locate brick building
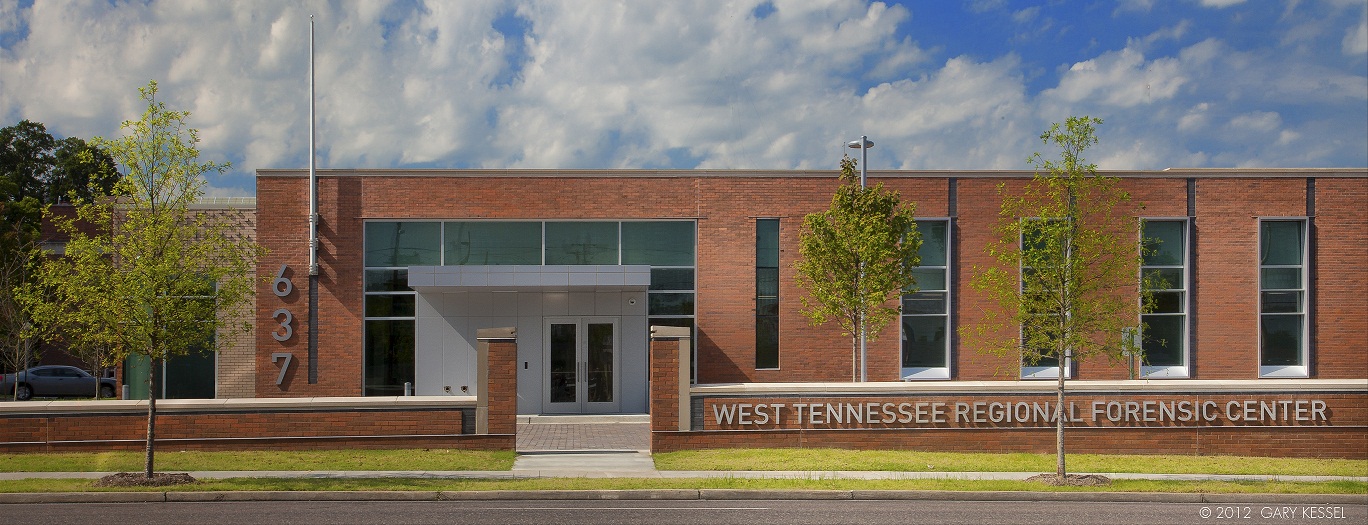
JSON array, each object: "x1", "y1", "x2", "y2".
[
  {"x1": 10, "y1": 167, "x2": 1364, "y2": 458},
  {"x1": 253, "y1": 167, "x2": 1364, "y2": 402}
]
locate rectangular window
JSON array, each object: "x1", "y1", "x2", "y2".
[
  {"x1": 545, "y1": 222, "x2": 619, "y2": 265},
  {"x1": 902, "y1": 220, "x2": 950, "y2": 379},
  {"x1": 1141, "y1": 219, "x2": 1189, "y2": 378},
  {"x1": 363, "y1": 222, "x2": 423, "y2": 396},
  {"x1": 443, "y1": 222, "x2": 541, "y2": 265},
  {"x1": 1259, "y1": 219, "x2": 1308, "y2": 377},
  {"x1": 622, "y1": 221, "x2": 696, "y2": 266},
  {"x1": 364, "y1": 319, "x2": 415, "y2": 396},
  {"x1": 1020, "y1": 219, "x2": 1069, "y2": 379},
  {"x1": 364, "y1": 222, "x2": 441, "y2": 267},
  {"x1": 756, "y1": 219, "x2": 780, "y2": 369}
]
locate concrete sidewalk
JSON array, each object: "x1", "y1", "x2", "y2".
[
  {"x1": 2, "y1": 460, "x2": 1364, "y2": 483},
  {"x1": 2, "y1": 455, "x2": 1365, "y2": 505}
]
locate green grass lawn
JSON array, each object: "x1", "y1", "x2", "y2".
[
  {"x1": 0, "y1": 449, "x2": 516, "y2": 473},
  {"x1": 0, "y1": 477, "x2": 1364, "y2": 495},
  {"x1": 4, "y1": 448, "x2": 1362, "y2": 478},
  {"x1": 652, "y1": 449, "x2": 1368, "y2": 478}
]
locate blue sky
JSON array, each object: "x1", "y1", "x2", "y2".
[{"x1": 1, "y1": 0, "x2": 1365, "y2": 197}]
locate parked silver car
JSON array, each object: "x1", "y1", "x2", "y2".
[{"x1": 0, "y1": 366, "x2": 117, "y2": 401}]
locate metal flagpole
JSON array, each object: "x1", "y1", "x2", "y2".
[
  {"x1": 859, "y1": 135, "x2": 867, "y2": 382},
  {"x1": 308, "y1": 15, "x2": 319, "y2": 384}
]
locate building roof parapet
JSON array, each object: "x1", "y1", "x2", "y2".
[{"x1": 256, "y1": 167, "x2": 1368, "y2": 179}]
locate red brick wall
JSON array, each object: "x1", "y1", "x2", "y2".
[
  {"x1": 651, "y1": 426, "x2": 1367, "y2": 459},
  {"x1": 1314, "y1": 178, "x2": 1368, "y2": 378},
  {"x1": 484, "y1": 338, "x2": 517, "y2": 436},
  {"x1": 650, "y1": 337, "x2": 681, "y2": 431},
  {"x1": 652, "y1": 389, "x2": 1367, "y2": 458},
  {"x1": 255, "y1": 171, "x2": 1367, "y2": 392},
  {"x1": 0, "y1": 402, "x2": 513, "y2": 452}
]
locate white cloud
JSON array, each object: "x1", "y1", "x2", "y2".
[
  {"x1": 0, "y1": 0, "x2": 21, "y2": 35},
  {"x1": 1114, "y1": 0, "x2": 1155, "y2": 14},
  {"x1": 1199, "y1": 0, "x2": 1246, "y2": 8},
  {"x1": 0, "y1": 0, "x2": 1362, "y2": 196},
  {"x1": 1042, "y1": 48, "x2": 1186, "y2": 107},
  {"x1": 1177, "y1": 103, "x2": 1210, "y2": 133},
  {"x1": 1228, "y1": 111, "x2": 1282, "y2": 133},
  {"x1": 1345, "y1": 10, "x2": 1368, "y2": 55}
]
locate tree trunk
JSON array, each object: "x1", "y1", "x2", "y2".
[
  {"x1": 143, "y1": 357, "x2": 157, "y2": 479},
  {"x1": 1056, "y1": 355, "x2": 1066, "y2": 478}
]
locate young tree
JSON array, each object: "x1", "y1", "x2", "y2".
[
  {"x1": 19, "y1": 81, "x2": 261, "y2": 479},
  {"x1": 0, "y1": 200, "x2": 40, "y2": 399},
  {"x1": 962, "y1": 116, "x2": 1146, "y2": 481},
  {"x1": 796, "y1": 156, "x2": 922, "y2": 381}
]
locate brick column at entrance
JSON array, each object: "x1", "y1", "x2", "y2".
[
  {"x1": 476, "y1": 327, "x2": 517, "y2": 436},
  {"x1": 650, "y1": 325, "x2": 692, "y2": 432}
]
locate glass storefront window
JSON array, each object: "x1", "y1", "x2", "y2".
[
  {"x1": 444, "y1": 222, "x2": 542, "y2": 265},
  {"x1": 623, "y1": 222, "x2": 695, "y2": 266},
  {"x1": 365, "y1": 222, "x2": 440, "y2": 267},
  {"x1": 545, "y1": 222, "x2": 619, "y2": 265}
]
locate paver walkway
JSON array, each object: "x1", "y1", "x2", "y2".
[
  {"x1": 515, "y1": 415, "x2": 650, "y2": 452},
  {"x1": 513, "y1": 415, "x2": 655, "y2": 474}
]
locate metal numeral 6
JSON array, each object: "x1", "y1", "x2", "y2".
[{"x1": 273, "y1": 264, "x2": 293, "y2": 297}]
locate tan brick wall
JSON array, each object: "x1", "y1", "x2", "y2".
[{"x1": 200, "y1": 206, "x2": 258, "y2": 398}]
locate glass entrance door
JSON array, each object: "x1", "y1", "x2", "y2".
[{"x1": 544, "y1": 317, "x2": 619, "y2": 414}]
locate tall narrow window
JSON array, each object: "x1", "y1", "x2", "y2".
[
  {"x1": 1259, "y1": 219, "x2": 1308, "y2": 377},
  {"x1": 756, "y1": 219, "x2": 780, "y2": 369},
  {"x1": 363, "y1": 221, "x2": 431, "y2": 395},
  {"x1": 902, "y1": 220, "x2": 950, "y2": 379},
  {"x1": 1020, "y1": 218, "x2": 1069, "y2": 379},
  {"x1": 1141, "y1": 219, "x2": 1189, "y2": 378}
]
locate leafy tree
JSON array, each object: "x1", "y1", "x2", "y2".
[
  {"x1": 0, "y1": 200, "x2": 40, "y2": 399},
  {"x1": 0, "y1": 121, "x2": 53, "y2": 389},
  {"x1": 961, "y1": 116, "x2": 1147, "y2": 480},
  {"x1": 19, "y1": 81, "x2": 261, "y2": 479},
  {"x1": 1, "y1": 120, "x2": 118, "y2": 204},
  {"x1": 1, "y1": 120, "x2": 118, "y2": 390},
  {"x1": 796, "y1": 156, "x2": 921, "y2": 381}
]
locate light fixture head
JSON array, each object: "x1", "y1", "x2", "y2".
[{"x1": 847, "y1": 139, "x2": 874, "y2": 149}]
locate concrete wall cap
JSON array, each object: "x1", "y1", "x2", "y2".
[
  {"x1": 650, "y1": 326, "x2": 692, "y2": 338},
  {"x1": 0, "y1": 396, "x2": 478, "y2": 415},
  {"x1": 690, "y1": 378, "x2": 1368, "y2": 395},
  {"x1": 477, "y1": 327, "x2": 517, "y2": 340}
]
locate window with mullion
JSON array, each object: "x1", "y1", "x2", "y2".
[
  {"x1": 901, "y1": 220, "x2": 950, "y2": 379},
  {"x1": 1019, "y1": 218, "x2": 1070, "y2": 379},
  {"x1": 1140, "y1": 219, "x2": 1189, "y2": 378},
  {"x1": 1259, "y1": 219, "x2": 1308, "y2": 377}
]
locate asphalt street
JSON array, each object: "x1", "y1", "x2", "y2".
[{"x1": 9, "y1": 499, "x2": 1365, "y2": 525}]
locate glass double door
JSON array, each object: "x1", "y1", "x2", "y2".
[{"x1": 544, "y1": 317, "x2": 619, "y2": 414}]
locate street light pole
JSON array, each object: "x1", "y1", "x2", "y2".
[{"x1": 847, "y1": 136, "x2": 873, "y2": 382}]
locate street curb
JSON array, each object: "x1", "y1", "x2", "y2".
[{"x1": 0, "y1": 490, "x2": 1364, "y2": 505}]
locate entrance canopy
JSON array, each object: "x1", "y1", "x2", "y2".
[{"x1": 407, "y1": 265, "x2": 651, "y2": 292}]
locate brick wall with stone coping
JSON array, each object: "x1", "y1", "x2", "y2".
[
  {"x1": 0, "y1": 397, "x2": 515, "y2": 452},
  {"x1": 651, "y1": 380, "x2": 1368, "y2": 459}
]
